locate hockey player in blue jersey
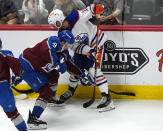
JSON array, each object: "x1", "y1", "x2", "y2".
[
  {"x1": 48, "y1": 4, "x2": 115, "y2": 112},
  {"x1": 18, "y1": 30, "x2": 84, "y2": 130},
  {"x1": 0, "y1": 39, "x2": 27, "y2": 131}
]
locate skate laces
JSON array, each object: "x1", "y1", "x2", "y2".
[{"x1": 31, "y1": 115, "x2": 45, "y2": 123}]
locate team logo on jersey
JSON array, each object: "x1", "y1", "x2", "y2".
[
  {"x1": 102, "y1": 46, "x2": 149, "y2": 74},
  {"x1": 42, "y1": 63, "x2": 57, "y2": 73},
  {"x1": 75, "y1": 33, "x2": 89, "y2": 45}
]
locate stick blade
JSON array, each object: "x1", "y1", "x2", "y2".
[
  {"x1": 83, "y1": 98, "x2": 95, "y2": 108},
  {"x1": 110, "y1": 90, "x2": 136, "y2": 96},
  {"x1": 124, "y1": 92, "x2": 136, "y2": 96}
]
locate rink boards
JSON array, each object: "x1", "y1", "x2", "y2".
[{"x1": 0, "y1": 25, "x2": 163, "y2": 100}]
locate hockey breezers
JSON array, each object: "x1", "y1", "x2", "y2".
[{"x1": 11, "y1": 85, "x2": 34, "y2": 94}]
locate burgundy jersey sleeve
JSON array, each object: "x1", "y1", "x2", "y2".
[
  {"x1": 6, "y1": 55, "x2": 22, "y2": 76},
  {"x1": 0, "y1": 53, "x2": 21, "y2": 83}
]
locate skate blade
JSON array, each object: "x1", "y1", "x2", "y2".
[
  {"x1": 28, "y1": 124, "x2": 47, "y2": 130},
  {"x1": 98, "y1": 106, "x2": 115, "y2": 113},
  {"x1": 48, "y1": 103, "x2": 65, "y2": 107},
  {"x1": 98, "y1": 101, "x2": 115, "y2": 113}
]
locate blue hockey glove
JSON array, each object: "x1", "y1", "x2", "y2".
[
  {"x1": 80, "y1": 70, "x2": 93, "y2": 86},
  {"x1": 57, "y1": 56, "x2": 67, "y2": 74}
]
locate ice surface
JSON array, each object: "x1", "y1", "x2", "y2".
[{"x1": 0, "y1": 99, "x2": 163, "y2": 131}]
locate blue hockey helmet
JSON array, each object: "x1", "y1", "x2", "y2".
[{"x1": 58, "y1": 30, "x2": 75, "y2": 44}]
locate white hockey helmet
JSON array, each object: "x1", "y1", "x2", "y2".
[{"x1": 48, "y1": 9, "x2": 65, "y2": 28}]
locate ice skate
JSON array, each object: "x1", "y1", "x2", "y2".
[
  {"x1": 58, "y1": 87, "x2": 75, "y2": 104},
  {"x1": 48, "y1": 96, "x2": 65, "y2": 107},
  {"x1": 97, "y1": 93, "x2": 115, "y2": 113},
  {"x1": 27, "y1": 110, "x2": 47, "y2": 130}
]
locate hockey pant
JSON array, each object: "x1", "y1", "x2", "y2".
[
  {"x1": 0, "y1": 81, "x2": 16, "y2": 112},
  {"x1": 0, "y1": 81, "x2": 27, "y2": 130}
]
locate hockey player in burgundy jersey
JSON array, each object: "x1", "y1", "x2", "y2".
[
  {"x1": 48, "y1": 4, "x2": 115, "y2": 112},
  {"x1": 18, "y1": 30, "x2": 80, "y2": 130},
  {"x1": 0, "y1": 39, "x2": 27, "y2": 131}
]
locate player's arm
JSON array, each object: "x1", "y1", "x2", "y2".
[
  {"x1": 47, "y1": 36, "x2": 67, "y2": 74},
  {"x1": 61, "y1": 4, "x2": 103, "y2": 31},
  {"x1": 78, "y1": 3, "x2": 104, "y2": 21},
  {"x1": 70, "y1": 43, "x2": 96, "y2": 62},
  {"x1": 5, "y1": 51, "x2": 22, "y2": 77},
  {"x1": 70, "y1": 42, "x2": 90, "y2": 55},
  {"x1": 47, "y1": 36, "x2": 61, "y2": 65}
]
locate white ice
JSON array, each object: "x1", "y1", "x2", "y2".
[{"x1": 1, "y1": 98, "x2": 163, "y2": 131}]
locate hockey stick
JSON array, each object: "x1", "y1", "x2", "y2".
[
  {"x1": 83, "y1": 14, "x2": 100, "y2": 108},
  {"x1": 109, "y1": 89, "x2": 135, "y2": 96}
]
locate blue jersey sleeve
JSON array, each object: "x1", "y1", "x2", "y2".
[
  {"x1": 47, "y1": 36, "x2": 62, "y2": 65},
  {"x1": 65, "y1": 10, "x2": 79, "y2": 30}
]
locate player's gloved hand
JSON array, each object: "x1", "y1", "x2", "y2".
[
  {"x1": 56, "y1": 56, "x2": 67, "y2": 74},
  {"x1": 86, "y1": 48, "x2": 96, "y2": 62},
  {"x1": 91, "y1": 3, "x2": 104, "y2": 15},
  {"x1": 80, "y1": 70, "x2": 93, "y2": 86}
]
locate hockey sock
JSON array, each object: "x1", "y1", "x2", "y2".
[
  {"x1": 5, "y1": 108, "x2": 27, "y2": 131},
  {"x1": 32, "y1": 98, "x2": 48, "y2": 118},
  {"x1": 32, "y1": 85, "x2": 52, "y2": 118},
  {"x1": 15, "y1": 120, "x2": 27, "y2": 131}
]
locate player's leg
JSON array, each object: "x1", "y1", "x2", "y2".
[
  {"x1": 0, "y1": 82, "x2": 27, "y2": 131},
  {"x1": 89, "y1": 68, "x2": 115, "y2": 112},
  {"x1": 46, "y1": 70, "x2": 62, "y2": 106},
  {"x1": 57, "y1": 57, "x2": 82, "y2": 104},
  {"x1": 21, "y1": 70, "x2": 52, "y2": 129},
  {"x1": 48, "y1": 83, "x2": 65, "y2": 107},
  {"x1": 58, "y1": 54, "x2": 91, "y2": 104},
  {"x1": 27, "y1": 84, "x2": 52, "y2": 130},
  {"x1": 59, "y1": 75, "x2": 79, "y2": 103}
]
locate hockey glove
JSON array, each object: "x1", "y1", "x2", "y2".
[
  {"x1": 91, "y1": 3, "x2": 104, "y2": 15},
  {"x1": 80, "y1": 70, "x2": 93, "y2": 86},
  {"x1": 86, "y1": 48, "x2": 96, "y2": 62},
  {"x1": 57, "y1": 56, "x2": 67, "y2": 74}
]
